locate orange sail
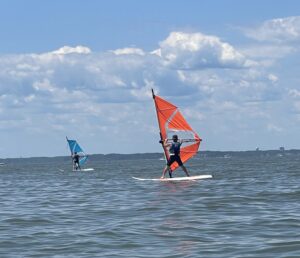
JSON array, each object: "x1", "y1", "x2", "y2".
[{"x1": 152, "y1": 89, "x2": 201, "y2": 171}]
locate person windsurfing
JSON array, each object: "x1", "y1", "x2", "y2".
[
  {"x1": 72, "y1": 152, "x2": 81, "y2": 171},
  {"x1": 161, "y1": 134, "x2": 190, "y2": 179}
]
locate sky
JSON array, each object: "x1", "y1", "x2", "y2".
[{"x1": 1, "y1": 0, "x2": 300, "y2": 157}]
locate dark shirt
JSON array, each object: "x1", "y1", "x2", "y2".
[
  {"x1": 73, "y1": 154, "x2": 80, "y2": 163},
  {"x1": 169, "y1": 142, "x2": 181, "y2": 156}
]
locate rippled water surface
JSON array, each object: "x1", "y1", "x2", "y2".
[{"x1": 0, "y1": 155, "x2": 299, "y2": 257}]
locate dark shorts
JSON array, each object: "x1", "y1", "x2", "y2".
[{"x1": 167, "y1": 155, "x2": 183, "y2": 167}]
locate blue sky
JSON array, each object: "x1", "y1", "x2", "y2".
[{"x1": 1, "y1": 0, "x2": 300, "y2": 157}]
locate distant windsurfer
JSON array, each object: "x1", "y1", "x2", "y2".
[
  {"x1": 161, "y1": 134, "x2": 190, "y2": 179},
  {"x1": 72, "y1": 152, "x2": 81, "y2": 171}
]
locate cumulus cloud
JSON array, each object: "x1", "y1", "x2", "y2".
[
  {"x1": 244, "y1": 16, "x2": 300, "y2": 42},
  {"x1": 154, "y1": 32, "x2": 253, "y2": 69},
  {"x1": 51, "y1": 45, "x2": 91, "y2": 55},
  {"x1": 112, "y1": 47, "x2": 145, "y2": 56},
  {"x1": 0, "y1": 30, "x2": 298, "y2": 156}
]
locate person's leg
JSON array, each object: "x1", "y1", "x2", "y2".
[
  {"x1": 168, "y1": 168, "x2": 173, "y2": 178},
  {"x1": 181, "y1": 165, "x2": 190, "y2": 177},
  {"x1": 177, "y1": 156, "x2": 190, "y2": 177},
  {"x1": 162, "y1": 156, "x2": 175, "y2": 178},
  {"x1": 161, "y1": 165, "x2": 170, "y2": 178}
]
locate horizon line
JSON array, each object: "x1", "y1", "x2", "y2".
[{"x1": 0, "y1": 148, "x2": 297, "y2": 160}]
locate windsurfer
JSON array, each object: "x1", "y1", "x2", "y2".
[
  {"x1": 161, "y1": 135, "x2": 190, "y2": 179},
  {"x1": 72, "y1": 152, "x2": 81, "y2": 171}
]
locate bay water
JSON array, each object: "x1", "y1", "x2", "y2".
[{"x1": 0, "y1": 154, "x2": 299, "y2": 257}]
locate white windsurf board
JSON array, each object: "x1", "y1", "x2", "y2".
[
  {"x1": 73, "y1": 168, "x2": 94, "y2": 172},
  {"x1": 132, "y1": 174, "x2": 212, "y2": 181}
]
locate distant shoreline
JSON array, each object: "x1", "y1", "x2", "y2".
[{"x1": 1, "y1": 149, "x2": 299, "y2": 162}]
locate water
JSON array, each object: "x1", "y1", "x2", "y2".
[{"x1": 0, "y1": 155, "x2": 299, "y2": 257}]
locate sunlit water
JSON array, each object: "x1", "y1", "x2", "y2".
[{"x1": 0, "y1": 155, "x2": 299, "y2": 257}]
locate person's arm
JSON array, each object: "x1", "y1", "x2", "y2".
[
  {"x1": 163, "y1": 138, "x2": 171, "y2": 148},
  {"x1": 159, "y1": 139, "x2": 171, "y2": 147}
]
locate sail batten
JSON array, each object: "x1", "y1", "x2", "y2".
[{"x1": 152, "y1": 90, "x2": 201, "y2": 171}]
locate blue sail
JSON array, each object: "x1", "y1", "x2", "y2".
[{"x1": 66, "y1": 137, "x2": 88, "y2": 166}]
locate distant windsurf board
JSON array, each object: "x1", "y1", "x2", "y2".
[
  {"x1": 73, "y1": 168, "x2": 94, "y2": 172},
  {"x1": 132, "y1": 174, "x2": 212, "y2": 181}
]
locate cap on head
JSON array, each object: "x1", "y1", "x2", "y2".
[{"x1": 172, "y1": 134, "x2": 178, "y2": 141}]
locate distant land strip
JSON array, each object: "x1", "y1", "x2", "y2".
[{"x1": 1, "y1": 149, "x2": 299, "y2": 164}]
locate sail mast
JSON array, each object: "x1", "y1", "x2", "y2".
[{"x1": 152, "y1": 89, "x2": 169, "y2": 164}]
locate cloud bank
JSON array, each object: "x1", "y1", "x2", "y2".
[{"x1": 0, "y1": 28, "x2": 298, "y2": 157}]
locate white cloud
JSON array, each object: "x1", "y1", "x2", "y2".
[
  {"x1": 24, "y1": 94, "x2": 35, "y2": 103},
  {"x1": 32, "y1": 45, "x2": 92, "y2": 64},
  {"x1": 240, "y1": 45, "x2": 295, "y2": 59},
  {"x1": 33, "y1": 78, "x2": 55, "y2": 92},
  {"x1": 112, "y1": 47, "x2": 145, "y2": 56},
  {"x1": 154, "y1": 31, "x2": 252, "y2": 70},
  {"x1": 245, "y1": 16, "x2": 300, "y2": 42},
  {"x1": 289, "y1": 89, "x2": 300, "y2": 98},
  {"x1": 51, "y1": 45, "x2": 91, "y2": 55},
  {"x1": 0, "y1": 29, "x2": 299, "y2": 156},
  {"x1": 268, "y1": 73, "x2": 278, "y2": 83},
  {"x1": 130, "y1": 79, "x2": 155, "y2": 100}
]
